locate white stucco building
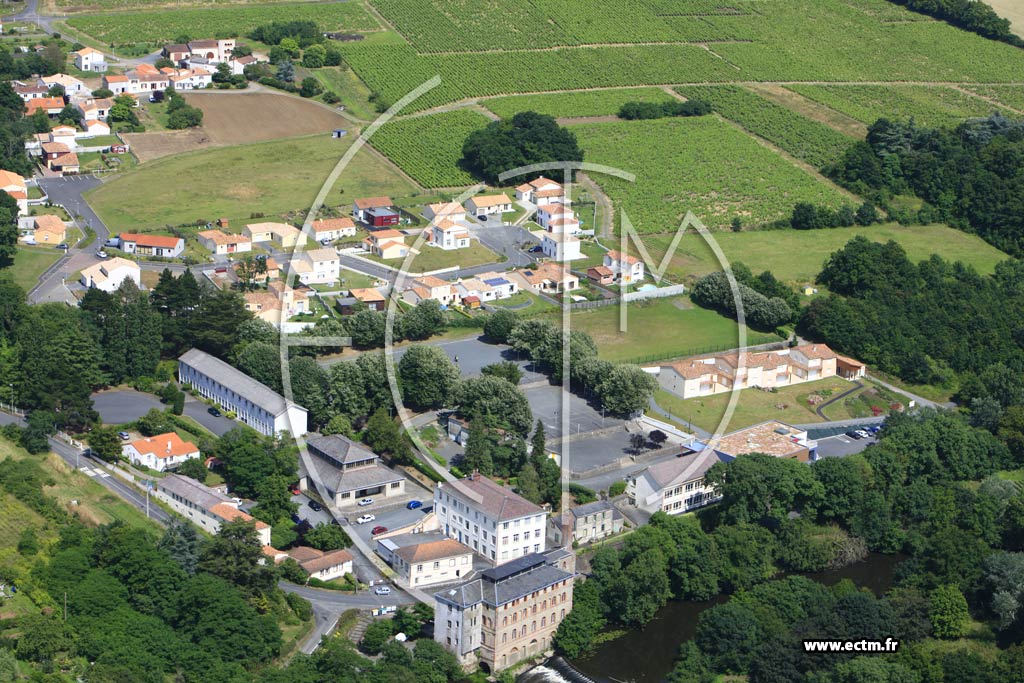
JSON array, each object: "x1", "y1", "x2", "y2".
[
  {"x1": 155, "y1": 474, "x2": 272, "y2": 545},
  {"x1": 178, "y1": 348, "x2": 308, "y2": 437},
  {"x1": 122, "y1": 432, "x2": 200, "y2": 472},
  {"x1": 80, "y1": 257, "x2": 141, "y2": 292}
]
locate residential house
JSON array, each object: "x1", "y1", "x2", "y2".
[
  {"x1": 162, "y1": 43, "x2": 192, "y2": 62},
  {"x1": 586, "y1": 265, "x2": 614, "y2": 285},
  {"x1": 0, "y1": 170, "x2": 27, "y2": 215},
  {"x1": 244, "y1": 281, "x2": 308, "y2": 323},
  {"x1": 508, "y1": 263, "x2": 578, "y2": 295},
  {"x1": 604, "y1": 250, "x2": 644, "y2": 284},
  {"x1": 233, "y1": 256, "x2": 280, "y2": 285},
  {"x1": 465, "y1": 193, "x2": 514, "y2": 218},
  {"x1": 364, "y1": 229, "x2": 408, "y2": 259},
  {"x1": 704, "y1": 420, "x2": 817, "y2": 462},
  {"x1": 405, "y1": 275, "x2": 456, "y2": 306},
  {"x1": 446, "y1": 415, "x2": 470, "y2": 445},
  {"x1": 424, "y1": 201, "x2": 466, "y2": 223},
  {"x1": 303, "y1": 433, "x2": 406, "y2": 508},
  {"x1": 435, "y1": 471, "x2": 547, "y2": 565},
  {"x1": 514, "y1": 176, "x2": 564, "y2": 205},
  {"x1": 311, "y1": 217, "x2": 357, "y2": 243},
  {"x1": 83, "y1": 119, "x2": 110, "y2": 137},
  {"x1": 627, "y1": 448, "x2": 731, "y2": 516},
  {"x1": 540, "y1": 232, "x2": 581, "y2": 262},
  {"x1": 49, "y1": 125, "x2": 77, "y2": 148},
  {"x1": 655, "y1": 343, "x2": 866, "y2": 400},
  {"x1": 549, "y1": 500, "x2": 623, "y2": 546},
  {"x1": 434, "y1": 549, "x2": 576, "y2": 672},
  {"x1": 178, "y1": 348, "x2": 309, "y2": 436},
  {"x1": 49, "y1": 151, "x2": 79, "y2": 175},
  {"x1": 243, "y1": 222, "x2": 303, "y2": 249},
  {"x1": 13, "y1": 82, "x2": 49, "y2": 101},
  {"x1": 75, "y1": 97, "x2": 113, "y2": 122},
  {"x1": 80, "y1": 257, "x2": 141, "y2": 292},
  {"x1": 25, "y1": 97, "x2": 65, "y2": 116},
  {"x1": 536, "y1": 203, "x2": 580, "y2": 234},
  {"x1": 119, "y1": 233, "x2": 185, "y2": 258},
  {"x1": 197, "y1": 229, "x2": 252, "y2": 256},
  {"x1": 453, "y1": 278, "x2": 496, "y2": 305},
  {"x1": 282, "y1": 546, "x2": 354, "y2": 581},
  {"x1": 186, "y1": 38, "x2": 235, "y2": 62},
  {"x1": 122, "y1": 432, "x2": 200, "y2": 472},
  {"x1": 29, "y1": 214, "x2": 66, "y2": 244},
  {"x1": 122, "y1": 65, "x2": 170, "y2": 94},
  {"x1": 101, "y1": 74, "x2": 129, "y2": 95},
  {"x1": 474, "y1": 271, "x2": 519, "y2": 299},
  {"x1": 345, "y1": 287, "x2": 386, "y2": 312},
  {"x1": 73, "y1": 47, "x2": 107, "y2": 72},
  {"x1": 353, "y1": 196, "x2": 395, "y2": 224},
  {"x1": 289, "y1": 247, "x2": 339, "y2": 285},
  {"x1": 39, "y1": 73, "x2": 87, "y2": 96},
  {"x1": 165, "y1": 67, "x2": 213, "y2": 90},
  {"x1": 430, "y1": 220, "x2": 471, "y2": 250},
  {"x1": 378, "y1": 533, "x2": 474, "y2": 588},
  {"x1": 154, "y1": 474, "x2": 271, "y2": 544}
]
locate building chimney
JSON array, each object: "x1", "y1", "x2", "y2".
[{"x1": 167, "y1": 440, "x2": 173, "y2": 452}]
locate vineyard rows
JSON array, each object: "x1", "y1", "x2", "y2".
[
  {"x1": 54, "y1": 0, "x2": 320, "y2": 10},
  {"x1": 962, "y1": 86, "x2": 1024, "y2": 114},
  {"x1": 482, "y1": 88, "x2": 677, "y2": 119},
  {"x1": 676, "y1": 85, "x2": 856, "y2": 167},
  {"x1": 67, "y1": 2, "x2": 379, "y2": 46},
  {"x1": 573, "y1": 117, "x2": 846, "y2": 233},
  {"x1": 369, "y1": 110, "x2": 491, "y2": 188},
  {"x1": 786, "y1": 84, "x2": 1014, "y2": 128}
]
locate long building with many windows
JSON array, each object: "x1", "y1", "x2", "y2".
[
  {"x1": 434, "y1": 472, "x2": 547, "y2": 566},
  {"x1": 177, "y1": 348, "x2": 308, "y2": 437}
]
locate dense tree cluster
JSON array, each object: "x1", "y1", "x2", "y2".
[
  {"x1": 557, "y1": 408, "x2": 1024, "y2": 680},
  {"x1": 890, "y1": 0, "x2": 1022, "y2": 47},
  {"x1": 799, "y1": 236, "x2": 1024, "y2": 385},
  {"x1": 691, "y1": 270, "x2": 793, "y2": 332},
  {"x1": 789, "y1": 200, "x2": 879, "y2": 229},
  {"x1": 829, "y1": 115, "x2": 1024, "y2": 256},
  {"x1": 165, "y1": 90, "x2": 204, "y2": 129},
  {"x1": 461, "y1": 112, "x2": 584, "y2": 185},
  {"x1": 618, "y1": 99, "x2": 711, "y2": 120}
]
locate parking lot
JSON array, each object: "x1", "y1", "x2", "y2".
[{"x1": 522, "y1": 384, "x2": 623, "y2": 439}]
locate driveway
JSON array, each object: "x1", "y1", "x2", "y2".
[
  {"x1": 181, "y1": 396, "x2": 238, "y2": 436},
  {"x1": 92, "y1": 389, "x2": 163, "y2": 425}
]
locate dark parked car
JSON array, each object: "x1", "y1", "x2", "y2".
[
  {"x1": 308, "y1": 500, "x2": 322, "y2": 512},
  {"x1": 207, "y1": 406, "x2": 222, "y2": 417},
  {"x1": 371, "y1": 526, "x2": 387, "y2": 535},
  {"x1": 845, "y1": 430, "x2": 863, "y2": 440},
  {"x1": 528, "y1": 245, "x2": 542, "y2": 253},
  {"x1": 406, "y1": 500, "x2": 423, "y2": 510}
]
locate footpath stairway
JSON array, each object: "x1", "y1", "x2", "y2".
[{"x1": 346, "y1": 611, "x2": 375, "y2": 644}]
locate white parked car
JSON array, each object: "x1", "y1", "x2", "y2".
[
  {"x1": 374, "y1": 586, "x2": 391, "y2": 596},
  {"x1": 356, "y1": 514, "x2": 375, "y2": 524},
  {"x1": 358, "y1": 498, "x2": 373, "y2": 507}
]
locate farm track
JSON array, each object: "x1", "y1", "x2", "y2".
[{"x1": 951, "y1": 85, "x2": 1024, "y2": 117}]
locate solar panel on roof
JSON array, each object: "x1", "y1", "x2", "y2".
[
  {"x1": 524, "y1": 270, "x2": 534, "y2": 276},
  {"x1": 484, "y1": 277, "x2": 508, "y2": 286}
]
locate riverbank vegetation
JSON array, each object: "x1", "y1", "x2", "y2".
[{"x1": 556, "y1": 408, "x2": 1024, "y2": 682}]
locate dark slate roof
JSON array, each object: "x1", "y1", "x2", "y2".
[
  {"x1": 304, "y1": 447, "x2": 404, "y2": 495},
  {"x1": 435, "y1": 552, "x2": 572, "y2": 609},
  {"x1": 158, "y1": 473, "x2": 231, "y2": 511},
  {"x1": 568, "y1": 499, "x2": 615, "y2": 519},
  {"x1": 307, "y1": 433, "x2": 378, "y2": 465},
  {"x1": 178, "y1": 348, "x2": 306, "y2": 418}
]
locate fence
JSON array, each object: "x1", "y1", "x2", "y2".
[
  {"x1": 567, "y1": 283, "x2": 687, "y2": 310},
  {"x1": 617, "y1": 335, "x2": 792, "y2": 366}
]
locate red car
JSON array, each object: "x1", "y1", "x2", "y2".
[
  {"x1": 289, "y1": 486, "x2": 301, "y2": 495},
  {"x1": 371, "y1": 526, "x2": 388, "y2": 535}
]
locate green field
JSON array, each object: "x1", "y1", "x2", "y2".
[
  {"x1": 55, "y1": 0, "x2": 333, "y2": 9},
  {"x1": 312, "y1": 66, "x2": 379, "y2": 122},
  {"x1": 370, "y1": 241, "x2": 502, "y2": 272},
  {"x1": 962, "y1": 86, "x2": 1024, "y2": 112},
  {"x1": 66, "y1": 2, "x2": 379, "y2": 47},
  {"x1": 328, "y1": 0, "x2": 1024, "y2": 113},
  {"x1": 676, "y1": 85, "x2": 856, "y2": 167},
  {"x1": 545, "y1": 295, "x2": 783, "y2": 363},
  {"x1": 7, "y1": 248, "x2": 61, "y2": 292},
  {"x1": 87, "y1": 133, "x2": 418, "y2": 233},
  {"x1": 633, "y1": 222, "x2": 1011, "y2": 286},
  {"x1": 369, "y1": 110, "x2": 491, "y2": 188},
  {"x1": 574, "y1": 116, "x2": 846, "y2": 233},
  {"x1": 785, "y1": 84, "x2": 1012, "y2": 128},
  {"x1": 482, "y1": 88, "x2": 677, "y2": 119}
]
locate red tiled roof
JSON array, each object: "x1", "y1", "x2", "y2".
[{"x1": 120, "y1": 232, "x2": 181, "y2": 249}]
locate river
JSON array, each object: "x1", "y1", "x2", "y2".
[{"x1": 518, "y1": 552, "x2": 904, "y2": 683}]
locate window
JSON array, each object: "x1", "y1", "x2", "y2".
[
  {"x1": 433, "y1": 561, "x2": 440, "y2": 569},
  {"x1": 390, "y1": 481, "x2": 400, "y2": 489},
  {"x1": 449, "y1": 559, "x2": 456, "y2": 567},
  {"x1": 513, "y1": 533, "x2": 520, "y2": 542},
  {"x1": 503, "y1": 522, "x2": 509, "y2": 530}
]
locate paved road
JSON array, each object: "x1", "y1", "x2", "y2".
[
  {"x1": 181, "y1": 395, "x2": 238, "y2": 436},
  {"x1": 48, "y1": 436, "x2": 172, "y2": 524}
]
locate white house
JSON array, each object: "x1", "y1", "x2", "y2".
[
  {"x1": 196, "y1": 229, "x2": 252, "y2": 256},
  {"x1": 604, "y1": 250, "x2": 644, "y2": 284},
  {"x1": 434, "y1": 471, "x2": 547, "y2": 565},
  {"x1": 541, "y1": 231, "x2": 581, "y2": 262},
  {"x1": 75, "y1": 97, "x2": 112, "y2": 122},
  {"x1": 302, "y1": 433, "x2": 407, "y2": 508},
  {"x1": 79, "y1": 257, "x2": 141, "y2": 292},
  {"x1": 424, "y1": 201, "x2": 465, "y2": 223},
  {"x1": 155, "y1": 474, "x2": 271, "y2": 545},
  {"x1": 122, "y1": 432, "x2": 200, "y2": 472},
  {"x1": 430, "y1": 220, "x2": 470, "y2": 250},
  {"x1": 39, "y1": 73, "x2": 87, "y2": 96},
  {"x1": 474, "y1": 271, "x2": 519, "y2": 299},
  {"x1": 514, "y1": 176, "x2": 564, "y2": 205},
  {"x1": 283, "y1": 546, "x2": 354, "y2": 581},
  {"x1": 73, "y1": 47, "x2": 107, "y2": 72},
  {"x1": 627, "y1": 449, "x2": 730, "y2": 516},
  {"x1": 377, "y1": 533, "x2": 474, "y2": 587},
  {"x1": 290, "y1": 247, "x2": 340, "y2": 285},
  {"x1": 119, "y1": 233, "x2": 185, "y2": 259},
  {"x1": 178, "y1": 348, "x2": 308, "y2": 437},
  {"x1": 311, "y1": 217, "x2": 357, "y2": 243},
  {"x1": 465, "y1": 193, "x2": 514, "y2": 218},
  {"x1": 0, "y1": 170, "x2": 27, "y2": 215}
]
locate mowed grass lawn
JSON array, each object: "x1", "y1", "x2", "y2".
[
  {"x1": 371, "y1": 241, "x2": 503, "y2": 272},
  {"x1": 542, "y1": 295, "x2": 783, "y2": 363},
  {"x1": 87, "y1": 133, "x2": 418, "y2": 233},
  {"x1": 8, "y1": 247, "x2": 61, "y2": 291},
  {"x1": 635, "y1": 223, "x2": 1010, "y2": 285},
  {"x1": 654, "y1": 377, "x2": 857, "y2": 433}
]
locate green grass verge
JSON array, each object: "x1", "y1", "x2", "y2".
[
  {"x1": 86, "y1": 133, "x2": 418, "y2": 233},
  {"x1": 482, "y1": 87, "x2": 677, "y2": 119},
  {"x1": 369, "y1": 241, "x2": 503, "y2": 272},
  {"x1": 6, "y1": 247, "x2": 61, "y2": 292}
]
